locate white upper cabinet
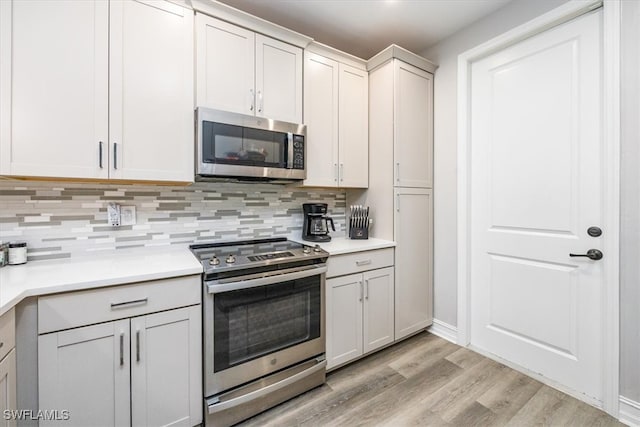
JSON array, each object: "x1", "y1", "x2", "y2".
[
  {"x1": 109, "y1": 0, "x2": 194, "y2": 182},
  {"x1": 303, "y1": 52, "x2": 340, "y2": 187},
  {"x1": 338, "y1": 63, "x2": 368, "y2": 188},
  {"x1": 394, "y1": 60, "x2": 433, "y2": 188},
  {"x1": 255, "y1": 34, "x2": 303, "y2": 123},
  {"x1": 196, "y1": 14, "x2": 255, "y2": 115},
  {"x1": 303, "y1": 49, "x2": 368, "y2": 188},
  {"x1": 0, "y1": 0, "x2": 109, "y2": 179},
  {"x1": 0, "y1": 0, "x2": 194, "y2": 182},
  {"x1": 196, "y1": 14, "x2": 303, "y2": 124}
]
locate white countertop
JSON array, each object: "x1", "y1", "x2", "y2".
[
  {"x1": 0, "y1": 237, "x2": 395, "y2": 316},
  {"x1": 0, "y1": 247, "x2": 203, "y2": 316},
  {"x1": 289, "y1": 236, "x2": 395, "y2": 255}
]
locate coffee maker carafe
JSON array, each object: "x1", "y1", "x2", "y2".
[{"x1": 302, "y1": 203, "x2": 335, "y2": 242}]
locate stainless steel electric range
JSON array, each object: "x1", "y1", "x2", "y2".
[{"x1": 190, "y1": 238, "x2": 329, "y2": 427}]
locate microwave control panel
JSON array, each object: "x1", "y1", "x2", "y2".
[{"x1": 292, "y1": 135, "x2": 305, "y2": 169}]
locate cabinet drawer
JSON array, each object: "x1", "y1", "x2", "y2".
[
  {"x1": 326, "y1": 248, "x2": 394, "y2": 278},
  {"x1": 0, "y1": 308, "x2": 15, "y2": 362},
  {"x1": 38, "y1": 275, "x2": 201, "y2": 334}
]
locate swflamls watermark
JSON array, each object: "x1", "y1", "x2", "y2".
[{"x1": 3, "y1": 409, "x2": 70, "y2": 421}]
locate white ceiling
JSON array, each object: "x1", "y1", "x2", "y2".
[{"x1": 216, "y1": 0, "x2": 513, "y2": 59}]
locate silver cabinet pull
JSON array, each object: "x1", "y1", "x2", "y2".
[
  {"x1": 136, "y1": 330, "x2": 141, "y2": 362},
  {"x1": 365, "y1": 279, "x2": 369, "y2": 300},
  {"x1": 334, "y1": 163, "x2": 338, "y2": 182},
  {"x1": 396, "y1": 194, "x2": 400, "y2": 212},
  {"x1": 359, "y1": 281, "x2": 363, "y2": 302},
  {"x1": 119, "y1": 332, "x2": 124, "y2": 366},
  {"x1": 113, "y1": 143, "x2": 118, "y2": 170},
  {"x1": 340, "y1": 164, "x2": 344, "y2": 182},
  {"x1": 249, "y1": 89, "x2": 254, "y2": 111},
  {"x1": 99, "y1": 141, "x2": 104, "y2": 169},
  {"x1": 356, "y1": 259, "x2": 372, "y2": 266},
  {"x1": 396, "y1": 162, "x2": 400, "y2": 182},
  {"x1": 110, "y1": 298, "x2": 148, "y2": 309},
  {"x1": 258, "y1": 90, "x2": 263, "y2": 113}
]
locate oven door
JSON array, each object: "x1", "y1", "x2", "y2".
[{"x1": 203, "y1": 264, "x2": 326, "y2": 396}]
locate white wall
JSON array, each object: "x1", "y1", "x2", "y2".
[
  {"x1": 422, "y1": 0, "x2": 569, "y2": 326},
  {"x1": 620, "y1": 0, "x2": 640, "y2": 404}
]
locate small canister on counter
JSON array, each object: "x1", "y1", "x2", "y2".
[
  {"x1": 0, "y1": 241, "x2": 8, "y2": 267},
  {"x1": 8, "y1": 242, "x2": 27, "y2": 265}
]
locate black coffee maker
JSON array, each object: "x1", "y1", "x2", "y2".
[{"x1": 302, "y1": 203, "x2": 335, "y2": 242}]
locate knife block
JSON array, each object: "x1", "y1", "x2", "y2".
[{"x1": 348, "y1": 218, "x2": 369, "y2": 240}]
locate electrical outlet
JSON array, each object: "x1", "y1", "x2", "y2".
[
  {"x1": 107, "y1": 203, "x2": 121, "y2": 227},
  {"x1": 120, "y1": 206, "x2": 136, "y2": 226}
]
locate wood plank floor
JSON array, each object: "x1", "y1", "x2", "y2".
[{"x1": 240, "y1": 332, "x2": 623, "y2": 426}]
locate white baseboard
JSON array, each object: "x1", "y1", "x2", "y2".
[
  {"x1": 427, "y1": 319, "x2": 458, "y2": 343},
  {"x1": 620, "y1": 396, "x2": 640, "y2": 427}
]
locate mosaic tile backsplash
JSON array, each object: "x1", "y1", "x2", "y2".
[{"x1": 0, "y1": 181, "x2": 346, "y2": 262}]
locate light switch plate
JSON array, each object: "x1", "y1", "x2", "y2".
[{"x1": 120, "y1": 206, "x2": 136, "y2": 226}]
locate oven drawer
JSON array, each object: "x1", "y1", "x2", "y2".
[
  {"x1": 326, "y1": 248, "x2": 394, "y2": 278},
  {"x1": 0, "y1": 308, "x2": 15, "y2": 362},
  {"x1": 38, "y1": 275, "x2": 200, "y2": 334}
]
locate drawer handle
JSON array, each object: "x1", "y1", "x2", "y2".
[
  {"x1": 110, "y1": 298, "x2": 148, "y2": 309},
  {"x1": 356, "y1": 259, "x2": 372, "y2": 266}
]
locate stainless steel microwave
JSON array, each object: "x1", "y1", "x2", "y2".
[{"x1": 196, "y1": 108, "x2": 306, "y2": 181}]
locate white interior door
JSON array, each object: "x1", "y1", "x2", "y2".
[{"x1": 470, "y1": 10, "x2": 603, "y2": 401}]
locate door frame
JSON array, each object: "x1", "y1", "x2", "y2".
[{"x1": 456, "y1": 0, "x2": 621, "y2": 416}]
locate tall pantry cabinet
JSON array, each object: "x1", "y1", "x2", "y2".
[{"x1": 357, "y1": 47, "x2": 436, "y2": 340}]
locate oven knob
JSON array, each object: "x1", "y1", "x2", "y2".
[
  {"x1": 303, "y1": 246, "x2": 311, "y2": 254},
  {"x1": 226, "y1": 254, "x2": 236, "y2": 264},
  {"x1": 313, "y1": 244, "x2": 322, "y2": 253},
  {"x1": 209, "y1": 256, "x2": 220, "y2": 266}
]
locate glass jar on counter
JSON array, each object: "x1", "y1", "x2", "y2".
[
  {"x1": 8, "y1": 242, "x2": 27, "y2": 265},
  {"x1": 0, "y1": 242, "x2": 8, "y2": 267}
]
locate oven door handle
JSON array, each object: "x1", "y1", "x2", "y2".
[
  {"x1": 206, "y1": 358, "x2": 327, "y2": 414},
  {"x1": 206, "y1": 264, "x2": 327, "y2": 294}
]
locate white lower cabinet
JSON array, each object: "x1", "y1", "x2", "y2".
[
  {"x1": 0, "y1": 350, "x2": 16, "y2": 427},
  {"x1": 394, "y1": 188, "x2": 433, "y2": 339},
  {"x1": 326, "y1": 267, "x2": 394, "y2": 370},
  {"x1": 38, "y1": 276, "x2": 202, "y2": 426}
]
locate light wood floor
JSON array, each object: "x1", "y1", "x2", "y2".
[{"x1": 240, "y1": 332, "x2": 623, "y2": 426}]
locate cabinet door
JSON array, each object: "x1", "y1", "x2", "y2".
[
  {"x1": 338, "y1": 64, "x2": 369, "y2": 188},
  {"x1": 394, "y1": 188, "x2": 433, "y2": 339},
  {"x1": 255, "y1": 34, "x2": 303, "y2": 123},
  {"x1": 303, "y1": 52, "x2": 339, "y2": 187},
  {"x1": 195, "y1": 14, "x2": 255, "y2": 115},
  {"x1": 0, "y1": 0, "x2": 109, "y2": 179},
  {"x1": 131, "y1": 305, "x2": 202, "y2": 427},
  {"x1": 38, "y1": 320, "x2": 130, "y2": 427},
  {"x1": 363, "y1": 267, "x2": 395, "y2": 353},
  {"x1": 394, "y1": 60, "x2": 433, "y2": 188},
  {"x1": 0, "y1": 349, "x2": 16, "y2": 427},
  {"x1": 326, "y1": 274, "x2": 363, "y2": 369},
  {"x1": 110, "y1": 0, "x2": 194, "y2": 182}
]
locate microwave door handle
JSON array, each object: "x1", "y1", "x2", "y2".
[{"x1": 287, "y1": 133, "x2": 294, "y2": 169}]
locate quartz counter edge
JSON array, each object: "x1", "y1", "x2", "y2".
[
  {"x1": 0, "y1": 248, "x2": 204, "y2": 317},
  {"x1": 288, "y1": 236, "x2": 396, "y2": 255}
]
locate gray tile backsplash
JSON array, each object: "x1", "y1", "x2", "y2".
[{"x1": 0, "y1": 181, "x2": 346, "y2": 261}]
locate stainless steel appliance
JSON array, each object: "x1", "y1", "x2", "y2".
[
  {"x1": 196, "y1": 108, "x2": 306, "y2": 181},
  {"x1": 302, "y1": 203, "x2": 335, "y2": 242},
  {"x1": 190, "y1": 238, "x2": 329, "y2": 427}
]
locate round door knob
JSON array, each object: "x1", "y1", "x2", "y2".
[
  {"x1": 209, "y1": 256, "x2": 220, "y2": 266},
  {"x1": 226, "y1": 254, "x2": 236, "y2": 264}
]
